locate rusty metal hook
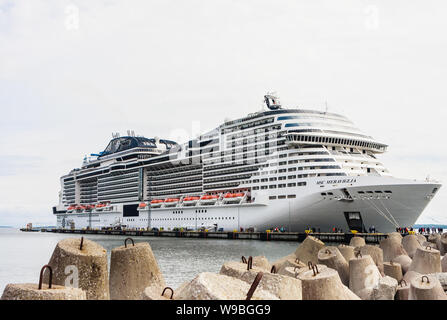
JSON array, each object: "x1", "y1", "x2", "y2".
[
  {"x1": 241, "y1": 256, "x2": 247, "y2": 264},
  {"x1": 295, "y1": 258, "x2": 301, "y2": 264},
  {"x1": 312, "y1": 265, "x2": 320, "y2": 276},
  {"x1": 80, "y1": 237, "x2": 84, "y2": 250},
  {"x1": 124, "y1": 237, "x2": 135, "y2": 248},
  {"x1": 247, "y1": 256, "x2": 253, "y2": 271},
  {"x1": 325, "y1": 249, "x2": 331, "y2": 254},
  {"x1": 356, "y1": 252, "x2": 363, "y2": 258},
  {"x1": 307, "y1": 261, "x2": 313, "y2": 270},
  {"x1": 398, "y1": 279, "x2": 407, "y2": 287},
  {"x1": 38, "y1": 265, "x2": 52, "y2": 290},
  {"x1": 246, "y1": 272, "x2": 263, "y2": 300},
  {"x1": 425, "y1": 246, "x2": 432, "y2": 250},
  {"x1": 421, "y1": 275, "x2": 430, "y2": 283},
  {"x1": 270, "y1": 265, "x2": 277, "y2": 274},
  {"x1": 161, "y1": 287, "x2": 174, "y2": 300}
]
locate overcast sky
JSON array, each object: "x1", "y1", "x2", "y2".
[{"x1": 0, "y1": 0, "x2": 446, "y2": 227}]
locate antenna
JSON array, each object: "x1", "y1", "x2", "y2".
[{"x1": 325, "y1": 100, "x2": 328, "y2": 113}]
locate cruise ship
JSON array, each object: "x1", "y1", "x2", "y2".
[{"x1": 52, "y1": 94, "x2": 441, "y2": 233}]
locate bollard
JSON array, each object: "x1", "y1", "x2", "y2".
[
  {"x1": 408, "y1": 246, "x2": 442, "y2": 274},
  {"x1": 392, "y1": 255, "x2": 412, "y2": 274},
  {"x1": 1, "y1": 265, "x2": 86, "y2": 300},
  {"x1": 383, "y1": 261, "x2": 403, "y2": 282},
  {"x1": 359, "y1": 245, "x2": 384, "y2": 275},
  {"x1": 174, "y1": 272, "x2": 278, "y2": 300},
  {"x1": 349, "y1": 236, "x2": 366, "y2": 248},
  {"x1": 402, "y1": 234, "x2": 422, "y2": 258},
  {"x1": 338, "y1": 244, "x2": 356, "y2": 262},
  {"x1": 317, "y1": 247, "x2": 349, "y2": 286},
  {"x1": 409, "y1": 275, "x2": 447, "y2": 300},
  {"x1": 349, "y1": 254, "x2": 381, "y2": 296},
  {"x1": 109, "y1": 238, "x2": 166, "y2": 300},
  {"x1": 45, "y1": 237, "x2": 109, "y2": 300},
  {"x1": 220, "y1": 261, "x2": 302, "y2": 299},
  {"x1": 294, "y1": 236, "x2": 325, "y2": 265},
  {"x1": 298, "y1": 266, "x2": 360, "y2": 300},
  {"x1": 379, "y1": 237, "x2": 408, "y2": 262}
]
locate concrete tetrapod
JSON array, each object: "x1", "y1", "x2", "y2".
[
  {"x1": 317, "y1": 246, "x2": 349, "y2": 286},
  {"x1": 428, "y1": 234, "x2": 442, "y2": 252},
  {"x1": 383, "y1": 261, "x2": 403, "y2": 282},
  {"x1": 142, "y1": 284, "x2": 174, "y2": 300},
  {"x1": 408, "y1": 246, "x2": 442, "y2": 274},
  {"x1": 387, "y1": 232, "x2": 403, "y2": 242},
  {"x1": 349, "y1": 254, "x2": 381, "y2": 296},
  {"x1": 402, "y1": 234, "x2": 422, "y2": 258},
  {"x1": 416, "y1": 234, "x2": 427, "y2": 245},
  {"x1": 379, "y1": 238, "x2": 408, "y2": 262},
  {"x1": 220, "y1": 259, "x2": 302, "y2": 300},
  {"x1": 392, "y1": 255, "x2": 412, "y2": 274},
  {"x1": 349, "y1": 236, "x2": 366, "y2": 248},
  {"x1": 403, "y1": 271, "x2": 422, "y2": 285},
  {"x1": 1, "y1": 265, "x2": 86, "y2": 300},
  {"x1": 175, "y1": 272, "x2": 278, "y2": 300},
  {"x1": 442, "y1": 254, "x2": 447, "y2": 273},
  {"x1": 272, "y1": 253, "x2": 306, "y2": 274},
  {"x1": 45, "y1": 237, "x2": 109, "y2": 300},
  {"x1": 298, "y1": 266, "x2": 360, "y2": 300},
  {"x1": 441, "y1": 233, "x2": 447, "y2": 255},
  {"x1": 294, "y1": 236, "x2": 325, "y2": 265},
  {"x1": 338, "y1": 244, "x2": 356, "y2": 262},
  {"x1": 109, "y1": 238, "x2": 165, "y2": 300},
  {"x1": 395, "y1": 280, "x2": 410, "y2": 300},
  {"x1": 359, "y1": 245, "x2": 384, "y2": 275},
  {"x1": 280, "y1": 264, "x2": 328, "y2": 279},
  {"x1": 409, "y1": 275, "x2": 447, "y2": 300},
  {"x1": 422, "y1": 241, "x2": 438, "y2": 250},
  {"x1": 251, "y1": 256, "x2": 272, "y2": 271}
]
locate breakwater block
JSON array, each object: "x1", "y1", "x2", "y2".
[
  {"x1": 272, "y1": 253, "x2": 305, "y2": 274},
  {"x1": 175, "y1": 272, "x2": 278, "y2": 300},
  {"x1": 220, "y1": 260, "x2": 302, "y2": 300},
  {"x1": 402, "y1": 235, "x2": 422, "y2": 258},
  {"x1": 383, "y1": 261, "x2": 403, "y2": 282},
  {"x1": 109, "y1": 238, "x2": 165, "y2": 300},
  {"x1": 379, "y1": 238, "x2": 408, "y2": 262},
  {"x1": 358, "y1": 245, "x2": 384, "y2": 275},
  {"x1": 441, "y1": 233, "x2": 447, "y2": 255},
  {"x1": 392, "y1": 255, "x2": 412, "y2": 274},
  {"x1": 338, "y1": 244, "x2": 356, "y2": 262},
  {"x1": 45, "y1": 237, "x2": 109, "y2": 300},
  {"x1": 317, "y1": 247, "x2": 349, "y2": 286},
  {"x1": 395, "y1": 280, "x2": 410, "y2": 300},
  {"x1": 442, "y1": 254, "x2": 447, "y2": 272},
  {"x1": 251, "y1": 256, "x2": 272, "y2": 271},
  {"x1": 387, "y1": 232, "x2": 403, "y2": 242},
  {"x1": 294, "y1": 236, "x2": 325, "y2": 265},
  {"x1": 1, "y1": 265, "x2": 86, "y2": 300},
  {"x1": 408, "y1": 246, "x2": 442, "y2": 274},
  {"x1": 409, "y1": 275, "x2": 447, "y2": 300},
  {"x1": 349, "y1": 236, "x2": 366, "y2": 248},
  {"x1": 280, "y1": 264, "x2": 327, "y2": 278},
  {"x1": 416, "y1": 234, "x2": 427, "y2": 245},
  {"x1": 142, "y1": 284, "x2": 173, "y2": 300},
  {"x1": 349, "y1": 254, "x2": 381, "y2": 296},
  {"x1": 298, "y1": 267, "x2": 360, "y2": 300}
]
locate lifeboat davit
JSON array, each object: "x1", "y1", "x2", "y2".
[
  {"x1": 199, "y1": 194, "x2": 219, "y2": 205},
  {"x1": 150, "y1": 199, "x2": 164, "y2": 208},
  {"x1": 183, "y1": 196, "x2": 200, "y2": 206},
  {"x1": 164, "y1": 198, "x2": 179, "y2": 207}
]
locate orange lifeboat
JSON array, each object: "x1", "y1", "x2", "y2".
[
  {"x1": 183, "y1": 196, "x2": 200, "y2": 206},
  {"x1": 164, "y1": 198, "x2": 179, "y2": 207},
  {"x1": 138, "y1": 202, "x2": 148, "y2": 209},
  {"x1": 150, "y1": 199, "x2": 164, "y2": 208},
  {"x1": 223, "y1": 192, "x2": 245, "y2": 203},
  {"x1": 199, "y1": 194, "x2": 219, "y2": 205}
]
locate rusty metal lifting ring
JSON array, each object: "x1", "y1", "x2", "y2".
[
  {"x1": 247, "y1": 256, "x2": 253, "y2": 271},
  {"x1": 270, "y1": 265, "x2": 277, "y2": 274},
  {"x1": 325, "y1": 249, "x2": 331, "y2": 254},
  {"x1": 421, "y1": 275, "x2": 430, "y2": 284},
  {"x1": 295, "y1": 258, "x2": 300, "y2": 264},
  {"x1": 312, "y1": 265, "x2": 320, "y2": 276},
  {"x1": 124, "y1": 237, "x2": 135, "y2": 248},
  {"x1": 80, "y1": 237, "x2": 84, "y2": 250},
  {"x1": 356, "y1": 252, "x2": 362, "y2": 258},
  {"x1": 161, "y1": 287, "x2": 174, "y2": 300},
  {"x1": 241, "y1": 256, "x2": 247, "y2": 264},
  {"x1": 398, "y1": 279, "x2": 407, "y2": 287},
  {"x1": 38, "y1": 265, "x2": 53, "y2": 290},
  {"x1": 246, "y1": 272, "x2": 263, "y2": 301},
  {"x1": 294, "y1": 266, "x2": 301, "y2": 272},
  {"x1": 307, "y1": 261, "x2": 313, "y2": 270},
  {"x1": 425, "y1": 246, "x2": 432, "y2": 250}
]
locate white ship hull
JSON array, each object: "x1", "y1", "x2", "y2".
[{"x1": 56, "y1": 176, "x2": 440, "y2": 233}]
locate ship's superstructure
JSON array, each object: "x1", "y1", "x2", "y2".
[{"x1": 53, "y1": 95, "x2": 441, "y2": 232}]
